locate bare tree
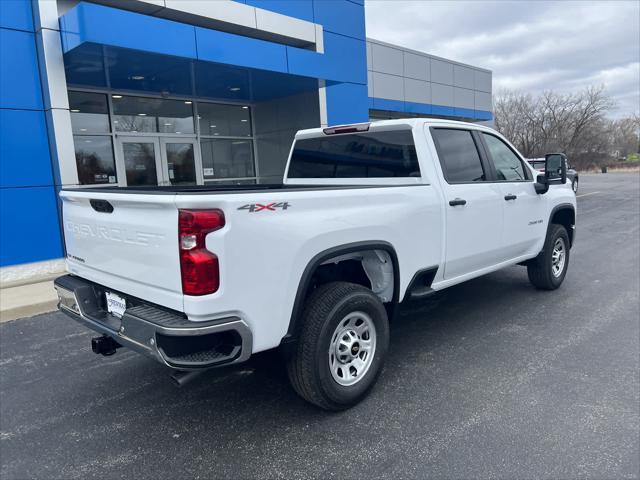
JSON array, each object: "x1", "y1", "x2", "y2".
[{"x1": 493, "y1": 85, "x2": 629, "y2": 169}]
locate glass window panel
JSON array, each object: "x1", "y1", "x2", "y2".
[
  {"x1": 73, "y1": 135, "x2": 117, "y2": 185},
  {"x1": 482, "y1": 133, "x2": 527, "y2": 181},
  {"x1": 288, "y1": 130, "x2": 420, "y2": 178},
  {"x1": 431, "y1": 129, "x2": 485, "y2": 183},
  {"x1": 165, "y1": 143, "x2": 197, "y2": 185},
  {"x1": 198, "y1": 103, "x2": 251, "y2": 137},
  {"x1": 68, "y1": 91, "x2": 110, "y2": 134},
  {"x1": 200, "y1": 139, "x2": 255, "y2": 179},
  {"x1": 122, "y1": 142, "x2": 159, "y2": 186},
  {"x1": 112, "y1": 96, "x2": 194, "y2": 133}
]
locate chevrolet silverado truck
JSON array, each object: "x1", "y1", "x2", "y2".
[{"x1": 55, "y1": 119, "x2": 576, "y2": 410}]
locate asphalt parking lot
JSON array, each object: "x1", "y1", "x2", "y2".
[{"x1": 1, "y1": 173, "x2": 639, "y2": 479}]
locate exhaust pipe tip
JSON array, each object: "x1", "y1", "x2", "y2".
[{"x1": 171, "y1": 369, "x2": 206, "y2": 387}]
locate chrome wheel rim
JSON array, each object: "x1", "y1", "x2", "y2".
[
  {"x1": 573, "y1": 180, "x2": 578, "y2": 193},
  {"x1": 329, "y1": 311, "x2": 377, "y2": 386},
  {"x1": 551, "y1": 237, "x2": 566, "y2": 277}
]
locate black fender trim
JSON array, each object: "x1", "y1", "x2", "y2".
[
  {"x1": 548, "y1": 203, "x2": 576, "y2": 247},
  {"x1": 282, "y1": 241, "x2": 400, "y2": 345}
]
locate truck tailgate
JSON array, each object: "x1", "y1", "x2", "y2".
[{"x1": 60, "y1": 190, "x2": 183, "y2": 311}]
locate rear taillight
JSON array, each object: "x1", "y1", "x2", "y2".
[{"x1": 178, "y1": 209, "x2": 225, "y2": 296}]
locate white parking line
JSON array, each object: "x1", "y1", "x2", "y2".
[{"x1": 576, "y1": 191, "x2": 600, "y2": 198}]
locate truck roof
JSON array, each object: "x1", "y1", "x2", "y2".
[{"x1": 294, "y1": 118, "x2": 494, "y2": 139}]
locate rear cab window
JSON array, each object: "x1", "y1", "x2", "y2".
[
  {"x1": 287, "y1": 129, "x2": 420, "y2": 179},
  {"x1": 430, "y1": 128, "x2": 486, "y2": 183}
]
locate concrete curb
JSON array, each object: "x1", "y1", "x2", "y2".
[{"x1": 0, "y1": 281, "x2": 58, "y2": 323}]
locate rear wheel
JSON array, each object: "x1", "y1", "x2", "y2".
[
  {"x1": 572, "y1": 178, "x2": 579, "y2": 193},
  {"x1": 287, "y1": 282, "x2": 389, "y2": 410},
  {"x1": 527, "y1": 224, "x2": 570, "y2": 290}
]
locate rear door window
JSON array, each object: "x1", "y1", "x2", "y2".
[
  {"x1": 287, "y1": 130, "x2": 420, "y2": 178},
  {"x1": 431, "y1": 128, "x2": 486, "y2": 183}
]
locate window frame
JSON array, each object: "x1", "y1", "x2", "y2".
[
  {"x1": 477, "y1": 131, "x2": 532, "y2": 182},
  {"x1": 67, "y1": 89, "x2": 259, "y2": 185},
  {"x1": 430, "y1": 127, "x2": 492, "y2": 185},
  {"x1": 69, "y1": 91, "x2": 118, "y2": 186}
]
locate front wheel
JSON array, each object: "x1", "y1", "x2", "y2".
[
  {"x1": 287, "y1": 282, "x2": 390, "y2": 410},
  {"x1": 527, "y1": 224, "x2": 570, "y2": 290},
  {"x1": 572, "y1": 178, "x2": 579, "y2": 193}
]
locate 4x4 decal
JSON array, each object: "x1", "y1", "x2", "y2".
[{"x1": 238, "y1": 202, "x2": 291, "y2": 213}]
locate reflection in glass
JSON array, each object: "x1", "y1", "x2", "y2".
[
  {"x1": 165, "y1": 143, "x2": 196, "y2": 185},
  {"x1": 482, "y1": 133, "x2": 525, "y2": 181},
  {"x1": 113, "y1": 96, "x2": 194, "y2": 133},
  {"x1": 122, "y1": 142, "x2": 158, "y2": 186},
  {"x1": 200, "y1": 139, "x2": 254, "y2": 179},
  {"x1": 69, "y1": 91, "x2": 110, "y2": 134},
  {"x1": 198, "y1": 103, "x2": 251, "y2": 137},
  {"x1": 73, "y1": 136, "x2": 117, "y2": 185}
]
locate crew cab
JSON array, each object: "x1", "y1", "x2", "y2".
[{"x1": 55, "y1": 119, "x2": 576, "y2": 410}]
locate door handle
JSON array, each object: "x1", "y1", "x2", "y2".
[
  {"x1": 449, "y1": 198, "x2": 467, "y2": 206},
  {"x1": 504, "y1": 194, "x2": 517, "y2": 201}
]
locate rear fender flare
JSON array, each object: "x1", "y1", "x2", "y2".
[{"x1": 284, "y1": 241, "x2": 400, "y2": 342}]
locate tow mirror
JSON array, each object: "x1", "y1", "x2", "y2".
[
  {"x1": 535, "y1": 153, "x2": 567, "y2": 195},
  {"x1": 544, "y1": 153, "x2": 567, "y2": 184}
]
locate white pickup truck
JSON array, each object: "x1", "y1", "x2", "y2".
[{"x1": 55, "y1": 119, "x2": 576, "y2": 410}]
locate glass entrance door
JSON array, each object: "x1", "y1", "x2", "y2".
[
  {"x1": 160, "y1": 139, "x2": 201, "y2": 186},
  {"x1": 116, "y1": 137, "x2": 162, "y2": 186}
]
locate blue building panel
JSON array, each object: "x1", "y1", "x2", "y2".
[
  {"x1": 475, "y1": 110, "x2": 493, "y2": 120},
  {"x1": 0, "y1": 109, "x2": 52, "y2": 188},
  {"x1": 196, "y1": 27, "x2": 289, "y2": 73},
  {"x1": 0, "y1": 0, "x2": 33, "y2": 32},
  {"x1": 0, "y1": 186, "x2": 63, "y2": 267},
  {"x1": 0, "y1": 28, "x2": 43, "y2": 110},
  {"x1": 60, "y1": 3, "x2": 197, "y2": 59},
  {"x1": 455, "y1": 107, "x2": 476, "y2": 119},
  {"x1": 405, "y1": 101, "x2": 433, "y2": 115},
  {"x1": 325, "y1": 82, "x2": 369, "y2": 126},
  {"x1": 286, "y1": 32, "x2": 367, "y2": 84},
  {"x1": 372, "y1": 97, "x2": 404, "y2": 112},
  {"x1": 431, "y1": 104, "x2": 456, "y2": 117},
  {"x1": 313, "y1": 0, "x2": 365, "y2": 40},
  {"x1": 243, "y1": 0, "x2": 315, "y2": 22}
]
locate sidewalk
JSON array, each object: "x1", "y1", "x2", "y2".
[{"x1": 0, "y1": 281, "x2": 58, "y2": 323}]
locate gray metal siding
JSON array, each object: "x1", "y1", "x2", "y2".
[
  {"x1": 403, "y1": 52, "x2": 429, "y2": 81},
  {"x1": 366, "y1": 38, "x2": 492, "y2": 117},
  {"x1": 370, "y1": 42, "x2": 403, "y2": 75},
  {"x1": 404, "y1": 77, "x2": 430, "y2": 104},
  {"x1": 371, "y1": 71, "x2": 404, "y2": 101}
]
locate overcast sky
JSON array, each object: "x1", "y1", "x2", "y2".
[{"x1": 365, "y1": 0, "x2": 640, "y2": 118}]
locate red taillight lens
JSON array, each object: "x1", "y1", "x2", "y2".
[{"x1": 178, "y1": 209, "x2": 225, "y2": 296}]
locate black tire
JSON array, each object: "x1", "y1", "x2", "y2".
[
  {"x1": 286, "y1": 282, "x2": 390, "y2": 411},
  {"x1": 527, "y1": 224, "x2": 570, "y2": 290},
  {"x1": 572, "y1": 178, "x2": 578, "y2": 193}
]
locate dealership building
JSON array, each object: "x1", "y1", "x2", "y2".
[{"x1": 0, "y1": 0, "x2": 492, "y2": 282}]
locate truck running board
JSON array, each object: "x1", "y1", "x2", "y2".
[{"x1": 408, "y1": 286, "x2": 437, "y2": 300}]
